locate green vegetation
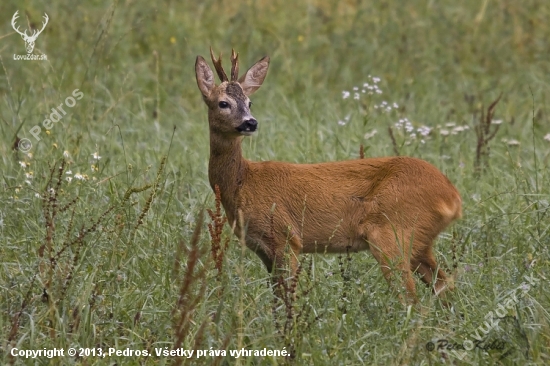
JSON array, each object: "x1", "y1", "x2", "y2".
[{"x1": 1, "y1": 0, "x2": 549, "y2": 364}]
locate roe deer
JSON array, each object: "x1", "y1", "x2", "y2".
[{"x1": 195, "y1": 49, "x2": 462, "y2": 303}]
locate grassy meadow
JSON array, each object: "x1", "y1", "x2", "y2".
[{"x1": 1, "y1": 0, "x2": 550, "y2": 364}]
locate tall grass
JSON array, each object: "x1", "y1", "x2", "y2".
[{"x1": 1, "y1": 0, "x2": 549, "y2": 364}]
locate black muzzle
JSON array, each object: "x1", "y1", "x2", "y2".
[{"x1": 236, "y1": 119, "x2": 258, "y2": 133}]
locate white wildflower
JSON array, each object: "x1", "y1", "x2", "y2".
[
  {"x1": 74, "y1": 173, "x2": 84, "y2": 180},
  {"x1": 25, "y1": 172, "x2": 33, "y2": 179},
  {"x1": 492, "y1": 119, "x2": 503, "y2": 125},
  {"x1": 63, "y1": 150, "x2": 70, "y2": 158},
  {"x1": 35, "y1": 193, "x2": 41, "y2": 198},
  {"x1": 372, "y1": 77, "x2": 381, "y2": 83},
  {"x1": 393, "y1": 103, "x2": 399, "y2": 109},
  {"x1": 91, "y1": 152, "x2": 101, "y2": 160},
  {"x1": 507, "y1": 139, "x2": 520, "y2": 146},
  {"x1": 354, "y1": 93, "x2": 360, "y2": 100},
  {"x1": 66, "y1": 177, "x2": 73, "y2": 183},
  {"x1": 66, "y1": 170, "x2": 72, "y2": 175},
  {"x1": 342, "y1": 91, "x2": 350, "y2": 99},
  {"x1": 338, "y1": 120, "x2": 346, "y2": 126},
  {"x1": 440, "y1": 129, "x2": 450, "y2": 136},
  {"x1": 544, "y1": 133, "x2": 550, "y2": 142},
  {"x1": 417, "y1": 126, "x2": 431, "y2": 136},
  {"x1": 453, "y1": 126, "x2": 465, "y2": 133},
  {"x1": 19, "y1": 161, "x2": 27, "y2": 168},
  {"x1": 445, "y1": 122, "x2": 456, "y2": 127},
  {"x1": 364, "y1": 130, "x2": 378, "y2": 140}
]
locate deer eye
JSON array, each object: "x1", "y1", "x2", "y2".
[
  {"x1": 219, "y1": 101, "x2": 230, "y2": 109},
  {"x1": 248, "y1": 101, "x2": 252, "y2": 108}
]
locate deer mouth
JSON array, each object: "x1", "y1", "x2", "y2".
[{"x1": 236, "y1": 119, "x2": 258, "y2": 135}]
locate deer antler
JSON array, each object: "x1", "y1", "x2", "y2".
[
  {"x1": 11, "y1": 11, "x2": 49, "y2": 40},
  {"x1": 230, "y1": 49, "x2": 239, "y2": 81},
  {"x1": 11, "y1": 11, "x2": 27, "y2": 38},
  {"x1": 32, "y1": 13, "x2": 49, "y2": 39},
  {"x1": 210, "y1": 47, "x2": 228, "y2": 82}
]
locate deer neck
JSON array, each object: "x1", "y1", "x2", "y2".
[{"x1": 208, "y1": 130, "x2": 249, "y2": 222}]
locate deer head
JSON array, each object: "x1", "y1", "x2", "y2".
[
  {"x1": 12, "y1": 11, "x2": 49, "y2": 54},
  {"x1": 195, "y1": 48, "x2": 270, "y2": 137}
]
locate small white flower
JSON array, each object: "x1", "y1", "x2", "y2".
[
  {"x1": 507, "y1": 139, "x2": 520, "y2": 146},
  {"x1": 364, "y1": 130, "x2": 378, "y2": 140},
  {"x1": 338, "y1": 120, "x2": 346, "y2": 126},
  {"x1": 25, "y1": 172, "x2": 33, "y2": 179},
  {"x1": 410, "y1": 133, "x2": 416, "y2": 139},
  {"x1": 66, "y1": 177, "x2": 73, "y2": 183},
  {"x1": 25, "y1": 180, "x2": 31, "y2": 185},
  {"x1": 353, "y1": 86, "x2": 359, "y2": 91},
  {"x1": 453, "y1": 126, "x2": 465, "y2": 133},
  {"x1": 91, "y1": 152, "x2": 101, "y2": 160},
  {"x1": 492, "y1": 119, "x2": 503, "y2": 125},
  {"x1": 372, "y1": 77, "x2": 381, "y2": 83},
  {"x1": 19, "y1": 161, "x2": 27, "y2": 168},
  {"x1": 393, "y1": 103, "x2": 399, "y2": 108},
  {"x1": 26, "y1": 152, "x2": 33, "y2": 158},
  {"x1": 74, "y1": 173, "x2": 84, "y2": 180},
  {"x1": 375, "y1": 89, "x2": 382, "y2": 94},
  {"x1": 417, "y1": 126, "x2": 431, "y2": 136},
  {"x1": 66, "y1": 170, "x2": 72, "y2": 175},
  {"x1": 354, "y1": 93, "x2": 360, "y2": 100},
  {"x1": 544, "y1": 133, "x2": 550, "y2": 142},
  {"x1": 440, "y1": 129, "x2": 450, "y2": 136},
  {"x1": 462, "y1": 125, "x2": 470, "y2": 130},
  {"x1": 49, "y1": 188, "x2": 55, "y2": 195},
  {"x1": 445, "y1": 122, "x2": 456, "y2": 127},
  {"x1": 63, "y1": 150, "x2": 70, "y2": 158},
  {"x1": 361, "y1": 89, "x2": 366, "y2": 93},
  {"x1": 35, "y1": 193, "x2": 41, "y2": 198},
  {"x1": 342, "y1": 91, "x2": 350, "y2": 99}
]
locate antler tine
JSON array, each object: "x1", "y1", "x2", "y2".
[
  {"x1": 230, "y1": 49, "x2": 239, "y2": 82},
  {"x1": 11, "y1": 11, "x2": 27, "y2": 37},
  {"x1": 209, "y1": 47, "x2": 228, "y2": 82}
]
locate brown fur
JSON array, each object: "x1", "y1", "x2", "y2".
[{"x1": 195, "y1": 50, "x2": 462, "y2": 303}]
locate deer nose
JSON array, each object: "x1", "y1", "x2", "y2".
[{"x1": 244, "y1": 119, "x2": 257, "y2": 129}]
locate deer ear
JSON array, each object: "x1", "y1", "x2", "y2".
[
  {"x1": 195, "y1": 56, "x2": 215, "y2": 98},
  {"x1": 238, "y1": 56, "x2": 270, "y2": 96}
]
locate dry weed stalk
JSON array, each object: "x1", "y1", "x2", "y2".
[
  {"x1": 272, "y1": 254, "x2": 318, "y2": 361},
  {"x1": 474, "y1": 94, "x2": 502, "y2": 174},
  {"x1": 207, "y1": 185, "x2": 229, "y2": 277},
  {"x1": 172, "y1": 211, "x2": 209, "y2": 366},
  {"x1": 387, "y1": 126, "x2": 400, "y2": 156}
]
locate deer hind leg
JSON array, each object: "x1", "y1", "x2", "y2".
[
  {"x1": 416, "y1": 248, "x2": 451, "y2": 297},
  {"x1": 368, "y1": 227, "x2": 417, "y2": 304}
]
